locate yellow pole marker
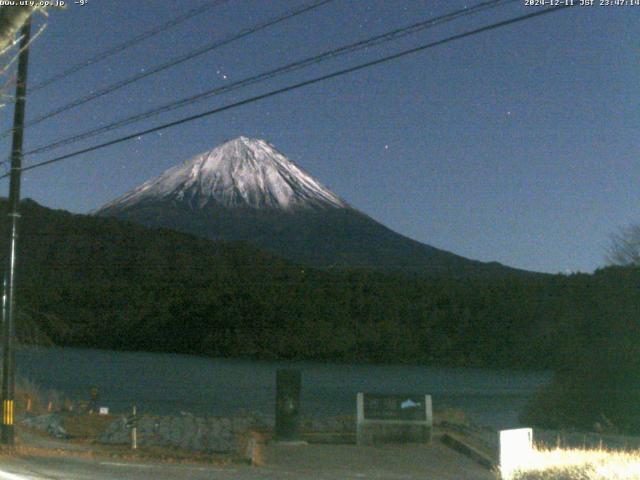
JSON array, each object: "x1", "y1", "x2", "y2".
[{"x1": 2, "y1": 400, "x2": 14, "y2": 425}]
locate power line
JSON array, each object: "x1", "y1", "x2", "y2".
[
  {"x1": 24, "y1": 0, "x2": 518, "y2": 158},
  {"x1": 0, "y1": 0, "x2": 335, "y2": 140},
  {"x1": 29, "y1": 1, "x2": 230, "y2": 93},
  {"x1": 0, "y1": 5, "x2": 573, "y2": 181}
]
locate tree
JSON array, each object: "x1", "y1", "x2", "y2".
[{"x1": 606, "y1": 224, "x2": 640, "y2": 267}]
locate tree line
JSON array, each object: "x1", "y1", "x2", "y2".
[{"x1": 2, "y1": 199, "x2": 640, "y2": 433}]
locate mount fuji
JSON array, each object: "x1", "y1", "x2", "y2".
[{"x1": 96, "y1": 137, "x2": 515, "y2": 274}]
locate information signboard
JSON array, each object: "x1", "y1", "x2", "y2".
[
  {"x1": 363, "y1": 394, "x2": 427, "y2": 421},
  {"x1": 357, "y1": 393, "x2": 432, "y2": 445}
]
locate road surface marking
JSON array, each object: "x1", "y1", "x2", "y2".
[
  {"x1": 99, "y1": 462, "x2": 154, "y2": 468},
  {"x1": 99, "y1": 462, "x2": 236, "y2": 473},
  {"x1": 0, "y1": 470, "x2": 35, "y2": 480}
]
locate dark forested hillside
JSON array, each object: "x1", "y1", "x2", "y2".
[
  {"x1": 1, "y1": 199, "x2": 637, "y2": 374},
  {"x1": 98, "y1": 196, "x2": 523, "y2": 275}
]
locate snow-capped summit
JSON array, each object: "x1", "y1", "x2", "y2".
[{"x1": 100, "y1": 137, "x2": 347, "y2": 211}]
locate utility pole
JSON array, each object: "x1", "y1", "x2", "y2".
[{"x1": 1, "y1": 17, "x2": 31, "y2": 446}]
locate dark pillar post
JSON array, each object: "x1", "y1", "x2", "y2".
[{"x1": 275, "y1": 369, "x2": 301, "y2": 441}]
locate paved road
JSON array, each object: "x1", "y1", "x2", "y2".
[{"x1": 0, "y1": 441, "x2": 495, "y2": 480}]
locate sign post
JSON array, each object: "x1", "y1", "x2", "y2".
[
  {"x1": 125, "y1": 405, "x2": 139, "y2": 450},
  {"x1": 131, "y1": 405, "x2": 138, "y2": 450}
]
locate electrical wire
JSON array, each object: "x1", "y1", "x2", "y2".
[
  {"x1": 0, "y1": 0, "x2": 335, "y2": 139},
  {"x1": 0, "y1": 5, "x2": 573, "y2": 181},
  {"x1": 24, "y1": 0, "x2": 518, "y2": 158},
  {"x1": 28, "y1": 0, "x2": 230, "y2": 93}
]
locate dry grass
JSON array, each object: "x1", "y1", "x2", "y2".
[
  {"x1": 508, "y1": 447, "x2": 640, "y2": 480},
  {"x1": 434, "y1": 408, "x2": 468, "y2": 426},
  {"x1": 15, "y1": 377, "x2": 68, "y2": 415},
  {"x1": 61, "y1": 413, "x2": 116, "y2": 439},
  {"x1": 236, "y1": 431, "x2": 268, "y2": 466}
]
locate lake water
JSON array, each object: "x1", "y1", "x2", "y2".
[{"x1": 16, "y1": 346, "x2": 550, "y2": 430}]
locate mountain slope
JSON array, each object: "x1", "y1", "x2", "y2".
[{"x1": 96, "y1": 137, "x2": 519, "y2": 274}]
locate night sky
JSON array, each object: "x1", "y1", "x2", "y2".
[{"x1": 1, "y1": 0, "x2": 637, "y2": 273}]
